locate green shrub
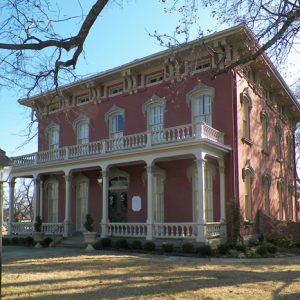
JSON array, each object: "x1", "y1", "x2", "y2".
[
  {"x1": 265, "y1": 243, "x2": 278, "y2": 254},
  {"x1": 131, "y1": 240, "x2": 143, "y2": 250},
  {"x1": 100, "y1": 237, "x2": 112, "y2": 248},
  {"x1": 182, "y1": 242, "x2": 195, "y2": 254},
  {"x1": 2, "y1": 237, "x2": 10, "y2": 245},
  {"x1": 11, "y1": 236, "x2": 20, "y2": 245},
  {"x1": 24, "y1": 236, "x2": 34, "y2": 246},
  {"x1": 235, "y1": 244, "x2": 247, "y2": 253},
  {"x1": 34, "y1": 216, "x2": 42, "y2": 232},
  {"x1": 41, "y1": 237, "x2": 53, "y2": 248},
  {"x1": 258, "y1": 234, "x2": 264, "y2": 243},
  {"x1": 197, "y1": 245, "x2": 212, "y2": 257},
  {"x1": 245, "y1": 250, "x2": 261, "y2": 258},
  {"x1": 248, "y1": 239, "x2": 259, "y2": 247},
  {"x1": 295, "y1": 241, "x2": 300, "y2": 248},
  {"x1": 84, "y1": 214, "x2": 94, "y2": 232},
  {"x1": 255, "y1": 245, "x2": 268, "y2": 256},
  {"x1": 217, "y1": 243, "x2": 230, "y2": 255},
  {"x1": 114, "y1": 239, "x2": 129, "y2": 249},
  {"x1": 18, "y1": 237, "x2": 25, "y2": 245},
  {"x1": 143, "y1": 241, "x2": 156, "y2": 251},
  {"x1": 162, "y1": 242, "x2": 174, "y2": 253},
  {"x1": 228, "y1": 249, "x2": 240, "y2": 258}
]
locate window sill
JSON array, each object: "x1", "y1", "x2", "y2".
[{"x1": 241, "y1": 137, "x2": 253, "y2": 146}]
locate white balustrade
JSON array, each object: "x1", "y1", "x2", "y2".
[
  {"x1": 11, "y1": 222, "x2": 33, "y2": 234},
  {"x1": 205, "y1": 222, "x2": 225, "y2": 239},
  {"x1": 107, "y1": 223, "x2": 147, "y2": 237},
  {"x1": 153, "y1": 223, "x2": 196, "y2": 239},
  {"x1": 11, "y1": 123, "x2": 225, "y2": 168},
  {"x1": 41, "y1": 223, "x2": 64, "y2": 235}
]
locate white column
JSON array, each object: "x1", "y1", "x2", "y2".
[
  {"x1": 39, "y1": 181, "x2": 43, "y2": 217},
  {"x1": 101, "y1": 169, "x2": 109, "y2": 238},
  {"x1": 33, "y1": 179, "x2": 40, "y2": 225},
  {"x1": 195, "y1": 156, "x2": 206, "y2": 242},
  {"x1": 64, "y1": 174, "x2": 72, "y2": 237},
  {"x1": 8, "y1": 180, "x2": 15, "y2": 235},
  {"x1": 218, "y1": 159, "x2": 226, "y2": 222},
  {"x1": 146, "y1": 165, "x2": 153, "y2": 240}
]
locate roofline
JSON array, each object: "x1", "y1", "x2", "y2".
[{"x1": 19, "y1": 24, "x2": 246, "y2": 104}]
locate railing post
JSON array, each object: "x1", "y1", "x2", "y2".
[
  {"x1": 65, "y1": 147, "x2": 69, "y2": 160},
  {"x1": 102, "y1": 140, "x2": 106, "y2": 154},
  {"x1": 146, "y1": 132, "x2": 152, "y2": 147}
]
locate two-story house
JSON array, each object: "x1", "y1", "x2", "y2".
[{"x1": 7, "y1": 24, "x2": 300, "y2": 244}]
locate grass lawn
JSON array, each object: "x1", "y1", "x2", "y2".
[{"x1": 2, "y1": 247, "x2": 300, "y2": 300}]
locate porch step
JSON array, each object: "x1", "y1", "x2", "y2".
[{"x1": 55, "y1": 234, "x2": 86, "y2": 249}]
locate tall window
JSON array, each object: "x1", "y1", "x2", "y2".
[
  {"x1": 75, "y1": 177, "x2": 89, "y2": 231},
  {"x1": 76, "y1": 120, "x2": 89, "y2": 145},
  {"x1": 186, "y1": 82, "x2": 214, "y2": 129},
  {"x1": 262, "y1": 172, "x2": 271, "y2": 215},
  {"x1": 143, "y1": 95, "x2": 166, "y2": 144},
  {"x1": 243, "y1": 161, "x2": 254, "y2": 221},
  {"x1": 275, "y1": 122, "x2": 282, "y2": 161},
  {"x1": 46, "y1": 124, "x2": 59, "y2": 150},
  {"x1": 277, "y1": 179, "x2": 284, "y2": 220},
  {"x1": 241, "y1": 89, "x2": 252, "y2": 142},
  {"x1": 46, "y1": 180, "x2": 58, "y2": 223},
  {"x1": 260, "y1": 111, "x2": 269, "y2": 154},
  {"x1": 288, "y1": 184, "x2": 294, "y2": 221},
  {"x1": 111, "y1": 114, "x2": 124, "y2": 139},
  {"x1": 193, "y1": 95, "x2": 212, "y2": 126},
  {"x1": 205, "y1": 164, "x2": 215, "y2": 222},
  {"x1": 287, "y1": 134, "x2": 294, "y2": 168}
]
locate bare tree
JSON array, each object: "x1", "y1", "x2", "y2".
[
  {"x1": 0, "y1": 0, "x2": 109, "y2": 96},
  {"x1": 4, "y1": 179, "x2": 33, "y2": 222},
  {"x1": 157, "y1": 0, "x2": 300, "y2": 80}
]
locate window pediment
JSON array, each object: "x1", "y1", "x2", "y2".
[
  {"x1": 242, "y1": 160, "x2": 254, "y2": 183},
  {"x1": 73, "y1": 114, "x2": 90, "y2": 130},
  {"x1": 142, "y1": 94, "x2": 166, "y2": 115},
  {"x1": 104, "y1": 105, "x2": 125, "y2": 124},
  {"x1": 186, "y1": 82, "x2": 215, "y2": 106},
  {"x1": 240, "y1": 87, "x2": 253, "y2": 110},
  {"x1": 45, "y1": 123, "x2": 60, "y2": 137}
]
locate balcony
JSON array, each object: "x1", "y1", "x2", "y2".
[{"x1": 11, "y1": 122, "x2": 225, "y2": 169}]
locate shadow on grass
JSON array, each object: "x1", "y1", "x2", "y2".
[{"x1": 3, "y1": 248, "x2": 300, "y2": 299}]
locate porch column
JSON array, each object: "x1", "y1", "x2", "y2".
[
  {"x1": 64, "y1": 174, "x2": 72, "y2": 237},
  {"x1": 39, "y1": 181, "x2": 43, "y2": 217},
  {"x1": 195, "y1": 156, "x2": 206, "y2": 242},
  {"x1": 8, "y1": 179, "x2": 15, "y2": 235},
  {"x1": 33, "y1": 178, "x2": 40, "y2": 226},
  {"x1": 101, "y1": 170, "x2": 109, "y2": 238},
  {"x1": 146, "y1": 165, "x2": 153, "y2": 240},
  {"x1": 218, "y1": 159, "x2": 226, "y2": 221}
]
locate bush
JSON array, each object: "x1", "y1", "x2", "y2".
[
  {"x1": 248, "y1": 239, "x2": 259, "y2": 247},
  {"x1": 11, "y1": 236, "x2": 20, "y2": 245},
  {"x1": 295, "y1": 241, "x2": 300, "y2": 249},
  {"x1": 24, "y1": 236, "x2": 34, "y2": 246},
  {"x1": 143, "y1": 241, "x2": 156, "y2": 251},
  {"x1": 217, "y1": 243, "x2": 230, "y2": 255},
  {"x1": 197, "y1": 245, "x2": 212, "y2": 257},
  {"x1": 235, "y1": 244, "x2": 247, "y2": 253},
  {"x1": 255, "y1": 245, "x2": 268, "y2": 256},
  {"x1": 162, "y1": 242, "x2": 174, "y2": 253},
  {"x1": 114, "y1": 239, "x2": 129, "y2": 249},
  {"x1": 258, "y1": 234, "x2": 264, "y2": 243},
  {"x1": 100, "y1": 237, "x2": 112, "y2": 249},
  {"x1": 84, "y1": 214, "x2": 94, "y2": 232},
  {"x1": 265, "y1": 243, "x2": 278, "y2": 254},
  {"x1": 41, "y1": 237, "x2": 53, "y2": 248},
  {"x1": 131, "y1": 240, "x2": 143, "y2": 250},
  {"x1": 2, "y1": 237, "x2": 10, "y2": 245},
  {"x1": 182, "y1": 242, "x2": 195, "y2": 254},
  {"x1": 34, "y1": 216, "x2": 42, "y2": 232},
  {"x1": 228, "y1": 249, "x2": 240, "y2": 258}
]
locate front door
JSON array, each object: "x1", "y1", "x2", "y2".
[{"x1": 108, "y1": 190, "x2": 128, "y2": 222}]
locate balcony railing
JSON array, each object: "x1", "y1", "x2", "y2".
[{"x1": 12, "y1": 122, "x2": 225, "y2": 168}]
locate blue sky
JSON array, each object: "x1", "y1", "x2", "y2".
[{"x1": 0, "y1": 0, "x2": 216, "y2": 157}]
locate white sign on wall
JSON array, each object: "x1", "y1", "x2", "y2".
[{"x1": 132, "y1": 196, "x2": 141, "y2": 212}]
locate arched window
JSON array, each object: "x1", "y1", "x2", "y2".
[
  {"x1": 275, "y1": 122, "x2": 283, "y2": 162},
  {"x1": 240, "y1": 88, "x2": 252, "y2": 143},
  {"x1": 142, "y1": 94, "x2": 166, "y2": 144},
  {"x1": 74, "y1": 115, "x2": 89, "y2": 145},
  {"x1": 277, "y1": 178, "x2": 284, "y2": 220},
  {"x1": 260, "y1": 110, "x2": 269, "y2": 154},
  {"x1": 186, "y1": 82, "x2": 214, "y2": 127},
  {"x1": 45, "y1": 123, "x2": 60, "y2": 150},
  {"x1": 262, "y1": 172, "x2": 271, "y2": 215},
  {"x1": 242, "y1": 160, "x2": 254, "y2": 221},
  {"x1": 45, "y1": 178, "x2": 59, "y2": 223}
]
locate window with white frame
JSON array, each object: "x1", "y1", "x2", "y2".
[
  {"x1": 46, "y1": 124, "x2": 59, "y2": 150},
  {"x1": 241, "y1": 89, "x2": 252, "y2": 143},
  {"x1": 287, "y1": 134, "x2": 294, "y2": 168},
  {"x1": 262, "y1": 172, "x2": 271, "y2": 215},
  {"x1": 260, "y1": 110, "x2": 269, "y2": 154},
  {"x1": 243, "y1": 161, "x2": 254, "y2": 221},
  {"x1": 205, "y1": 163, "x2": 216, "y2": 222},
  {"x1": 277, "y1": 179, "x2": 284, "y2": 220},
  {"x1": 76, "y1": 119, "x2": 89, "y2": 145},
  {"x1": 46, "y1": 180, "x2": 58, "y2": 223},
  {"x1": 75, "y1": 176, "x2": 89, "y2": 231},
  {"x1": 76, "y1": 94, "x2": 89, "y2": 105},
  {"x1": 145, "y1": 71, "x2": 163, "y2": 86},
  {"x1": 186, "y1": 83, "x2": 214, "y2": 129},
  {"x1": 142, "y1": 95, "x2": 166, "y2": 144},
  {"x1": 275, "y1": 122, "x2": 283, "y2": 162}
]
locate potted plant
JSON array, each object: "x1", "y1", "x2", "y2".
[
  {"x1": 33, "y1": 216, "x2": 45, "y2": 248},
  {"x1": 83, "y1": 214, "x2": 97, "y2": 251}
]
